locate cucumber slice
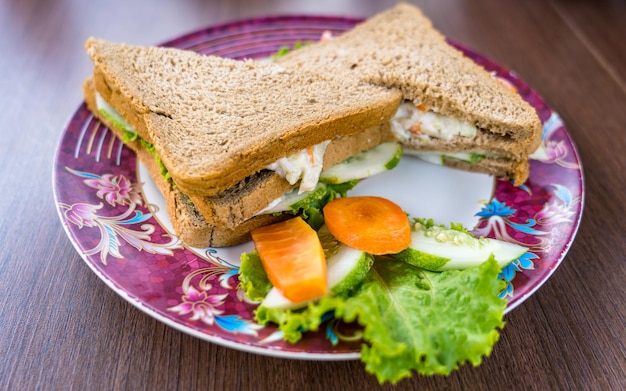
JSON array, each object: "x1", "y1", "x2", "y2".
[
  {"x1": 319, "y1": 142, "x2": 402, "y2": 184},
  {"x1": 318, "y1": 226, "x2": 374, "y2": 297},
  {"x1": 408, "y1": 151, "x2": 492, "y2": 165},
  {"x1": 261, "y1": 288, "x2": 303, "y2": 310},
  {"x1": 393, "y1": 220, "x2": 528, "y2": 271},
  {"x1": 261, "y1": 226, "x2": 373, "y2": 310},
  {"x1": 95, "y1": 93, "x2": 137, "y2": 134},
  {"x1": 259, "y1": 183, "x2": 329, "y2": 215}
]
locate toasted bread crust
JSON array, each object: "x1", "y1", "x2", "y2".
[
  {"x1": 399, "y1": 128, "x2": 532, "y2": 161},
  {"x1": 86, "y1": 38, "x2": 401, "y2": 197},
  {"x1": 146, "y1": 148, "x2": 290, "y2": 248}
]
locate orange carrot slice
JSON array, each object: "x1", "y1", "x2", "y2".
[
  {"x1": 323, "y1": 196, "x2": 411, "y2": 255},
  {"x1": 251, "y1": 217, "x2": 328, "y2": 302}
]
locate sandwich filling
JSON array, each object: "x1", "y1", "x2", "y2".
[
  {"x1": 266, "y1": 141, "x2": 331, "y2": 194},
  {"x1": 256, "y1": 141, "x2": 402, "y2": 218},
  {"x1": 391, "y1": 101, "x2": 507, "y2": 164},
  {"x1": 405, "y1": 151, "x2": 491, "y2": 165},
  {"x1": 391, "y1": 102, "x2": 477, "y2": 141}
]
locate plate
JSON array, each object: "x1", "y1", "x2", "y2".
[{"x1": 53, "y1": 15, "x2": 584, "y2": 359}]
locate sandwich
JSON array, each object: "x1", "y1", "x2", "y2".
[
  {"x1": 82, "y1": 38, "x2": 402, "y2": 247},
  {"x1": 276, "y1": 2, "x2": 542, "y2": 185}
]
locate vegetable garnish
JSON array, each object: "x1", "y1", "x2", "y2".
[
  {"x1": 240, "y1": 196, "x2": 515, "y2": 383},
  {"x1": 323, "y1": 196, "x2": 411, "y2": 255},
  {"x1": 239, "y1": 253, "x2": 506, "y2": 383},
  {"x1": 393, "y1": 218, "x2": 528, "y2": 271},
  {"x1": 250, "y1": 217, "x2": 328, "y2": 303}
]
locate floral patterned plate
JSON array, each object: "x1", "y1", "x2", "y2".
[{"x1": 53, "y1": 16, "x2": 583, "y2": 359}]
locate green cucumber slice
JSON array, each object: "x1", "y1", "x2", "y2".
[
  {"x1": 318, "y1": 226, "x2": 374, "y2": 297},
  {"x1": 260, "y1": 226, "x2": 373, "y2": 310},
  {"x1": 259, "y1": 183, "x2": 329, "y2": 215},
  {"x1": 95, "y1": 93, "x2": 137, "y2": 134},
  {"x1": 393, "y1": 220, "x2": 528, "y2": 271},
  {"x1": 319, "y1": 142, "x2": 402, "y2": 184}
]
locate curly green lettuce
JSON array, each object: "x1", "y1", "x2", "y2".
[{"x1": 336, "y1": 257, "x2": 505, "y2": 383}]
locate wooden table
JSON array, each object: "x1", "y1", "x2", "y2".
[{"x1": 2, "y1": 0, "x2": 624, "y2": 389}]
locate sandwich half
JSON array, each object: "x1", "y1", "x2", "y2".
[
  {"x1": 83, "y1": 38, "x2": 402, "y2": 247},
  {"x1": 277, "y1": 2, "x2": 542, "y2": 185}
]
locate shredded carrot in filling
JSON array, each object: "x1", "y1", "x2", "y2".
[
  {"x1": 408, "y1": 123, "x2": 423, "y2": 135},
  {"x1": 306, "y1": 146, "x2": 315, "y2": 164}
]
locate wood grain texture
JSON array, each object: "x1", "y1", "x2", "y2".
[{"x1": 1, "y1": 0, "x2": 625, "y2": 390}]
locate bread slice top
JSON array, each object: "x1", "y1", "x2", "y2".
[
  {"x1": 277, "y1": 3, "x2": 542, "y2": 154},
  {"x1": 85, "y1": 38, "x2": 402, "y2": 196}
]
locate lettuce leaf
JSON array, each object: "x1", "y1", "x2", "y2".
[
  {"x1": 270, "y1": 41, "x2": 306, "y2": 60},
  {"x1": 98, "y1": 107, "x2": 174, "y2": 184},
  {"x1": 98, "y1": 107, "x2": 134, "y2": 136},
  {"x1": 335, "y1": 257, "x2": 506, "y2": 383},
  {"x1": 138, "y1": 138, "x2": 173, "y2": 184},
  {"x1": 238, "y1": 251, "x2": 272, "y2": 301},
  {"x1": 256, "y1": 296, "x2": 341, "y2": 343}
]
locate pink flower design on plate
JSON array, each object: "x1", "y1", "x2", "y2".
[
  {"x1": 60, "y1": 168, "x2": 182, "y2": 264},
  {"x1": 543, "y1": 140, "x2": 568, "y2": 164},
  {"x1": 168, "y1": 286, "x2": 228, "y2": 326},
  {"x1": 535, "y1": 184, "x2": 579, "y2": 226},
  {"x1": 536, "y1": 198, "x2": 574, "y2": 226},
  {"x1": 530, "y1": 112, "x2": 579, "y2": 169},
  {"x1": 61, "y1": 202, "x2": 103, "y2": 228},
  {"x1": 83, "y1": 173, "x2": 143, "y2": 206}
]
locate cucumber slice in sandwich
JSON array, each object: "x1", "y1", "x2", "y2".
[
  {"x1": 96, "y1": 93, "x2": 137, "y2": 134},
  {"x1": 261, "y1": 226, "x2": 374, "y2": 310},
  {"x1": 393, "y1": 219, "x2": 528, "y2": 271},
  {"x1": 319, "y1": 141, "x2": 402, "y2": 184}
]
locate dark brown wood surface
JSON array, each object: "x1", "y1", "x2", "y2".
[{"x1": 1, "y1": 0, "x2": 624, "y2": 390}]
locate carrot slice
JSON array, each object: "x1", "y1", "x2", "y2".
[
  {"x1": 251, "y1": 217, "x2": 328, "y2": 302},
  {"x1": 323, "y1": 196, "x2": 411, "y2": 255}
]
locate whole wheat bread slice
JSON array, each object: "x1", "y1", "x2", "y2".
[
  {"x1": 86, "y1": 38, "x2": 402, "y2": 197},
  {"x1": 277, "y1": 2, "x2": 542, "y2": 184},
  {"x1": 84, "y1": 78, "x2": 288, "y2": 247}
]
